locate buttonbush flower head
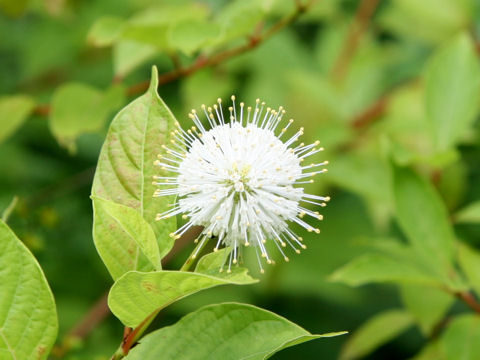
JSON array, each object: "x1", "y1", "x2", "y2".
[{"x1": 154, "y1": 96, "x2": 329, "y2": 273}]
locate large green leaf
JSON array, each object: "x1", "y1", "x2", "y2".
[
  {"x1": 0, "y1": 220, "x2": 58, "y2": 360},
  {"x1": 440, "y1": 314, "x2": 480, "y2": 360},
  {"x1": 108, "y1": 270, "x2": 258, "y2": 327},
  {"x1": 425, "y1": 33, "x2": 480, "y2": 151},
  {"x1": 400, "y1": 284, "x2": 454, "y2": 335},
  {"x1": 330, "y1": 252, "x2": 442, "y2": 287},
  {"x1": 168, "y1": 19, "x2": 220, "y2": 56},
  {"x1": 458, "y1": 242, "x2": 480, "y2": 297},
  {"x1": 91, "y1": 67, "x2": 177, "y2": 259},
  {"x1": 393, "y1": 166, "x2": 454, "y2": 273},
  {"x1": 340, "y1": 309, "x2": 413, "y2": 360},
  {"x1": 125, "y1": 303, "x2": 346, "y2": 360},
  {"x1": 0, "y1": 95, "x2": 35, "y2": 143},
  {"x1": 49, "y1": 83, "x2": 125, "y2": 152},
  {"x1": 92, "y1": 196, "x2": 161, "y2": 280}
]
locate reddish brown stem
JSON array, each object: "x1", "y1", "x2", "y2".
[
  {"x1": 456, "y1": 291, "x2": 480, "y2": 314},
  {"x1": 331, "y1": 0, "x2": 380, "y2": 81},
  {"x1": 33, "y1": 0, "x2": 312, "y2": 117}
]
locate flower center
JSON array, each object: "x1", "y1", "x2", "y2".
[{"x1": 226, "y1": 162, "x2": 251, "y2": 193}]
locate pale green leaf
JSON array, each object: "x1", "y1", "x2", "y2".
[
  {"x1": 92, "y1": 67, "x2": 177, "y2": 259},
  {"x1": 49, "y1": 83, "x2": 125, "y2": 152},
  {"x1": 215, "y1": 0, "x2": 265, "y2": 45},
  {"x1": 440, "y1": 314, "x2": 480, "y2": 360},
  {"x1": 195, "y1": 248, "x2": 231, "y2": 274},
  {"x1": 393, "y1": 166, "x2": 454, "y2": 273},
  {"x1": 455, "y1": 201, "x2": 480, "y2": 224},
  {"x1": 0, "y1": 95, "x2": 35, "y2": 143},
  {"x1": 340, "y1": 309, "x2": 413, "y2": 360},
  {"x1": 92, "y1": 196, "x2": 161, "y2": 280},
  {"x1": 87, "y1": 16, "x2": 124, "y2": 47},
  {"x1": 168, "y1": 20, "x2": 220, "y2": 56},
  {"x1": 113, "y1": 41, "x2": 157, "y2": 78},
  {"x1": 125, "y1": 303, "x2": 346, "y2": 360},
  {"x1": 400, "y1": 284, "x2": 454, "y2": 335},
  {"x1": 458, "y1": 242, "x2": 480, "y2": 296},
  {"x1": 108, "y1": 270, "x2": 258, "y2": 327},
  {"x1": 0, "y1": 220, "x2": 58, "y2": 360},
  {"x1": 425, "y1": 33, "x2": 480, "y2": 151}
]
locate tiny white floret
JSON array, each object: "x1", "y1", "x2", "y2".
[{"x1": 154, "y1": 97, "x2": 328, "y2": 272}]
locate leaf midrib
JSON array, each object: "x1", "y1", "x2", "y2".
[{"x1": 0, "y1": 327, "x2": 17, "y2": 360}]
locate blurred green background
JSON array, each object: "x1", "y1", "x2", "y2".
[{"x1": 1, "y1": 0, "x2": 480, "y2": 359}]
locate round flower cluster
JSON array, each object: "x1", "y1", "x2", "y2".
[{"x1": 154, "y1": 96, "x2": 328, "y2": 272}]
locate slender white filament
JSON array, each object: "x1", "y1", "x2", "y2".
[{"x1": 154, "y1": 96, "x2": 329, "y2": 272}]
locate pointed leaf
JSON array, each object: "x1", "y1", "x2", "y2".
[
  {"x1": 330, "y1": 252, "x2": 442, "y2": 287},
  {"x1": 340, "y1": 309, "x2": 413, "y2": 360},
  {"x1": 0, "y1": 220, "x2": 58, "y2": 360},
  {"x1": 425, "y1": 33, "x2": 480, "y2": 151},
  {"x1": 92, "y1": 67, "x2": 177, "y2": 258},
  {"x1": 125, "y1": 303, "x2": 345, "y2": 360},
  {"x1": 393, "y1": 166, "x2": 454, "y2": 272},
  {"x1": 455, "y1": 201, "x2": 480, "y2": 224},
  {"x1": 195, "y1": 248, "x2": 232, "y2": 273},
  {"x1": 108, "y1": 270, "x2": 258, "y2": 327},
  {"x1": 92, "y1": 196, "x2": 161, "y2": 280}
]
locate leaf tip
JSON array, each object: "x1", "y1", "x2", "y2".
[{"x1": 149, "y1": 66, "x2": 159, "y2": 95}]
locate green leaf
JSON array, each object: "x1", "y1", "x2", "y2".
[
  {"x1": 108, "y1": 270, "x2": 258, "y2": 327},
  {"x1": 125, "y1": 303, "x2": 346, "y2": 360},
  {"x1": 215, "y1": 0, "x2": 265, "y2": 45},
  {"x1": 400, "y1": 284, "x2": 454, "y2": 335},
  {"x1": 87, "y1": 16, "x2": 124, "y2": 47},
  {"x1": 195, "y1": 248, "x2": 232, "y2": 274},
  {"x1": 113, "y1": 41, "x2": 157, "y2": 78},
  {"x1": 92, "y1": 196, "x2": 161, "y2": 280},
  {"x1": 168, "y1": 19, "x2": 220, "y2": 56},
  {"x1": 330, "y1": 252, "x2": 442, "y2": 287},
  {"x1": 440, "y1": 314, "x2": 480, "y2": 360},
  {"x1": 425, "y1": 33, "x2": 480, "y2": 151},
  {"x1": 92, "y1": 67, "x2": 177, "y2": 259},
  {"x1": 0, "y1": 220, "x2": 58, "y2": 359},
  {"x1": 458, "y1": 242, "x2": 480, "y2": 296},
  {"x1": 393, "y1": 166, "x2": 454, "y2": 273},
  {"x1": 340, "y1": 309, "x2": 413, "y2": 360},
  {"x1": 49, "y1": 83, "x2": 125, "y2": 153},
  {"x1": 455, "y1": 201, "x2": 480, "y2": 223},
  {"x1": 0, "y1": 95, "x2": 35, "y2": 143}
]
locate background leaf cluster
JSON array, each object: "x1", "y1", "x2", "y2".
[{"x1": 2, "y1": 0, "x2": 480, "y2": 358}]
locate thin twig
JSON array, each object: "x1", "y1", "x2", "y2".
[
  {"x1": 330, "y1": 0, "x2": 380, "y2": 81},
  {"x1": 456, "y1": 291, "x2": 480, "y2": 314},
  {"x1": 32, "y1": 0, "x2": 313, "y2": 117},
  {"x1": 53, "y1": 225, "x2": 202, "y2": 359}
]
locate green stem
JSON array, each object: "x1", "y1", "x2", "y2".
[{"x1": 179, "y1": 238, "x2": 209, "y2": 272}]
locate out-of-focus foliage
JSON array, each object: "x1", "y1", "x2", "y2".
[{"x1": 1, "y1": 0, "x2": 480, "y2": 358}]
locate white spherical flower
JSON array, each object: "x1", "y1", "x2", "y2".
[{"x1": 154, "y1": 96, "x2": 329, "y2": 273}]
